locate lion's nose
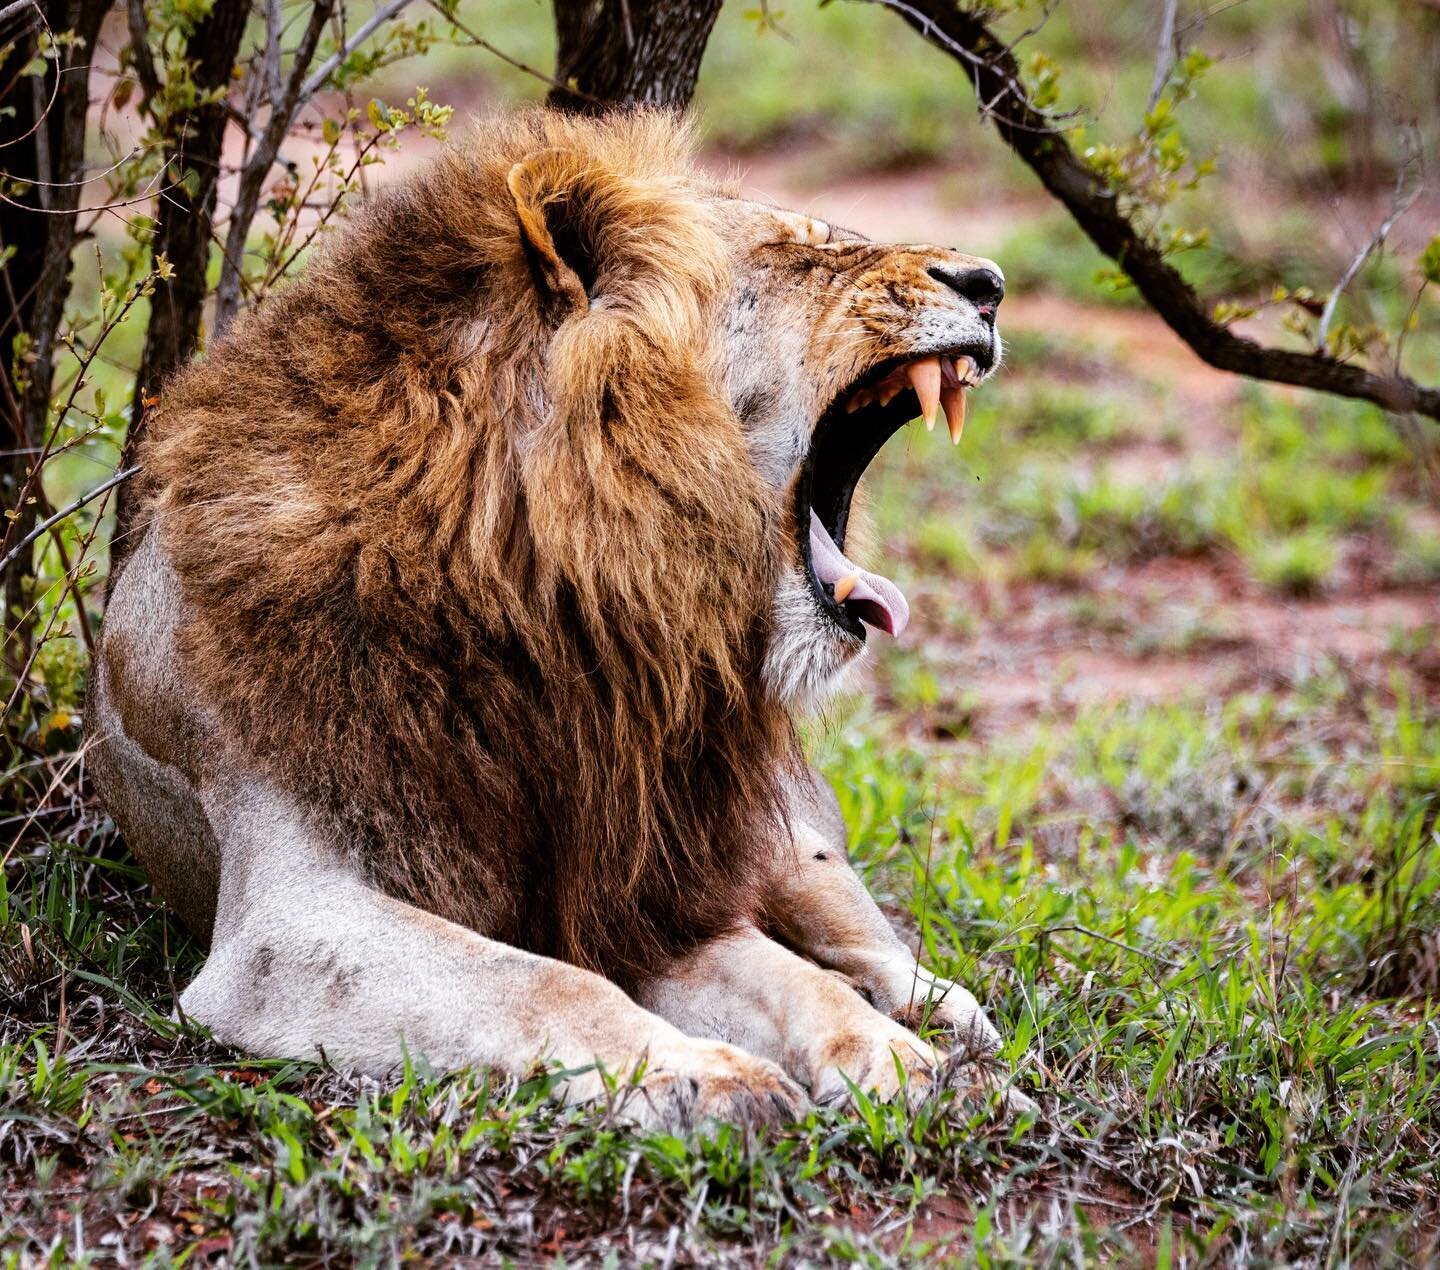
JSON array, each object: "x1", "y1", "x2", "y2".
[{"x1": 927, "y1": 265, "x2": 1005, "y2": 319}]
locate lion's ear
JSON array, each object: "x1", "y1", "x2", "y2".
[{"x1": 507, "y1": 154, "x2": 597, "y2": 315}]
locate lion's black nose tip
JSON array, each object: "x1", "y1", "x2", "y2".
[{"x1": 929, "y1": 265, "x2": 1005, "y2": 317}]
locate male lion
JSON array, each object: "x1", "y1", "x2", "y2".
[{"x1": 92, "y1": 110, "x2": 1011, "y2": 1126}]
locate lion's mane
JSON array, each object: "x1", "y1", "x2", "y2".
[{"x1": 139, "y1": 110, "x2": 796, "y2": 985}]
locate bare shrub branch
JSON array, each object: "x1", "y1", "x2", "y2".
[
  {"x1": 862, "y1": 0, "x2": 1440, "y2": 424},
  {"x1": 211, "y1": 0, "x2": 339, "y2": 337}
]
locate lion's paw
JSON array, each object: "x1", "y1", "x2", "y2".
[
  {"x1": 896, "y1": 989, "x2": 1038, "y2": 1121},
  {"x1": 609, "y1": 1040, "x2": 810, "y2": 1130},
  {"x1": 930, "y1": 1052, "x2": 1040, "y2": 1122},
  {"x1": 888, "y1": 977, "x2": 1001, "y2": 1061},
  {"x1": 809, "y1": 1019, "x2": 941, "y2": 1109}
]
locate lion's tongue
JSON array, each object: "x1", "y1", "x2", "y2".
[{"x1": 808, "y1": 510, "x2": 909, "y2": 637}]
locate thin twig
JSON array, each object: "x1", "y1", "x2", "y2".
[
  {"x1": 35, "y1": 490, "x2": 97, "y2": 657},
  {"x1": 1316, "y1": 170, "x2": 1422, "y2": 353},
  {"x1": 1148, "y1": 0, "x2": 1180, "y2": 112},
  {"x1": 1045, "y1": 924, "x2": 1187, "y2": 971},
  {"x1": 909, "y1": 799, "x2": 940, "y2": 1022},
  {"x1": 299, "y1": 0, "x2": 411, "y2": 101},
  {"x1": 256, "y1": 129, "x2": 382, "y2": 303},
  {"x1": 859, "y1": 0, "x2": 1084, "y2": 133},
  {"x1": 0, "y1": 466, "x2": 139, "y2": 577},
  {"x1": 0, "y1": 177, "x2": 186, "y2": 216},
  {"x1": 6, "y1": 143, "x2": 152, "y2": 190}
]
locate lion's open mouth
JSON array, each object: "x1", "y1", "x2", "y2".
[{"x1": 799, "y1": 349, "x2": 992, "y2": 641}]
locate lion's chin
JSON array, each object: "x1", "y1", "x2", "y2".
[{"x1": 763, "y1": 566, "x2": 866, "y2": 710}]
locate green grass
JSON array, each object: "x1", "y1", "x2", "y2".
[
  {"x1": 1240, "y1": 529, "x2": 1340, "y2": 597},
  {"x1": 5, "y1": 670, "x2": 1439, "y2": 1262},
  {"x1": 871, "y1": 375, "x2": 1432, "y2": 596}
]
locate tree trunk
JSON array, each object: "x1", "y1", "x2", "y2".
[
  {"x1": 548, "y1": 0, "x2": 724, "y2": 112},
  {"x1": 0, "y1": 0, "x2": 108, "y2": 675},
  {"x1": 117, "y1": 0, "x2": 250, "y2": 572}
]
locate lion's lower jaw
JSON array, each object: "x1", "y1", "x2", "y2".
[{"x1": 763, "y1": 571, "x2": 865, "y2": 710}]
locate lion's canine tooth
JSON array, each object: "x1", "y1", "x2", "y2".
[
  {"x1": 942, "y1": 384, "x2": 967, "y2": 444},
  {"x1": 833, "y1": 572, "x2": 859, "y2": 603},
  {"x1": 907, "y1": 357, "x2": 941, "y2": 431}
]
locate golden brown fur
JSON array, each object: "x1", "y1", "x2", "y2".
[{"x1": 139, "y1": 111, "x2": 797, "y2": 986}]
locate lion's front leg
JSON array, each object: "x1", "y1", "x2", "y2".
[
  {"x1": 769, "y1": 768, "x2": 1002, "y2": 1058},
  {"x1": 636, "y1": 926, "x2": 942, "y2": 1107},
  {"x1": 184, "y1": 776, "x2": 807, "y2": 1130}
]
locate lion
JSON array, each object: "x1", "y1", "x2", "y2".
[{"x1": 91, "y1": 109, "x2": 1013, "y2": 1126}]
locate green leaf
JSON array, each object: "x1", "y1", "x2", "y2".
[
  {"x1": 367, "y1": 98, "x2": 394, "y2": 132},
  {"x1": 1420, "y1": 235, "x2": 1440, "y2": 286},
  {"x1": 1146, "y1": 1018, "x2": 1186, "y2": 1107}
]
